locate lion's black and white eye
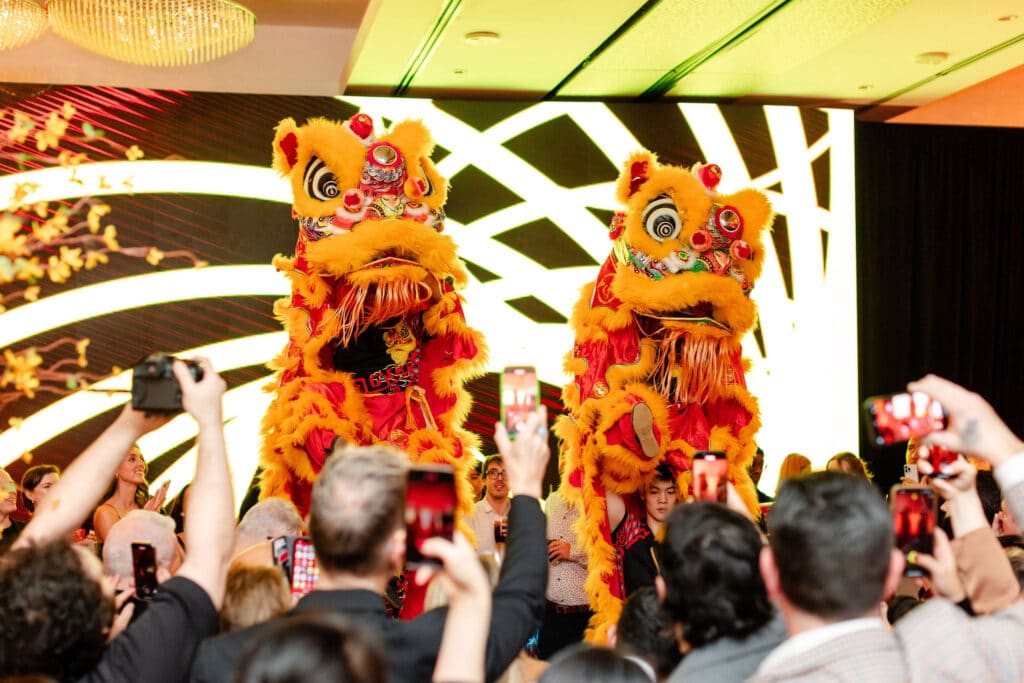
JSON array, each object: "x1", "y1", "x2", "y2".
[
  {"x1": 303, "y1": 157, "x2": 340, "y2": 201},
  {"x1": 642, "y1": 195, "x2": 681, "y2": 242}
]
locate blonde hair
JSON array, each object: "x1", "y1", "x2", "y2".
[
  {"x1": 220, "y1": 565, "x2": 292, "y2": 632},
  {"x1": 775, "y1": 453, "x2": 812, "y2": 494}
]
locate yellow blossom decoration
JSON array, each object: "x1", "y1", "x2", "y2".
[
  {"x1": 102, "y1": 225, "x2": 119, "y2": 251},
  {"x1": 87, "y1": 203, "x2": 111, "y2": 233},
  {"x1": 84, "y1": 250, "x2": 108, "y2": 269},
  {"x1": 75, "y1": 339, "x2": 90, "y2": 367},
  {"x1": 146, "y1": 247, "x2": 165, "y2": 266},
  {"x1": 126, "y1": 145, "x2": 144, "y2": 161}
]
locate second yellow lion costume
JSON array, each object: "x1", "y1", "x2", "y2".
[{"x1": 555, "y1": 151, "x2": 773, "y2": 637}]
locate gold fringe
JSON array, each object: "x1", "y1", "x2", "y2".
[
  {"x1": 650, "y1": 332, "x2": 730, "y2": 405},
  {"x1": 333, "y1": 279, "x2": 432, "y2": 349}
]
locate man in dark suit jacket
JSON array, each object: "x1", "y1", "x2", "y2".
[
  {"x1": 659, "y1": 502, "x2": 785, "y2": 683},
  {"x1": 752, "y1": 374, "x2": 1024, "y2": 683},
  {"x1": 191, "y1": 423, "x2": 550, "y2": 683}
]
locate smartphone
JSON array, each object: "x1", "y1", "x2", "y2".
[
  {"x1": 290, "y1": 537, "x2": 319, "y2": 600},
  {"x1": 864, "y1": 391, "x2": 946, "y2": 446},
  {"x1": 692, "y1": 451, "x2": 728, "y2": 502},
  {"x1": 500, "y1": 365, "x2": 539, "y2": 439},
  {"x1": 404, "y1": 464, "x2": 457, "y2": 567},
  {"x1": 131, "y1": 542, "x2": 159, "y2": 601},
  {"x1": 891, "y1": 485, "x2": 936, "y2": 577},
  {"x1": 902, "y1": 463, "x2": 920, "y2": 483},
  {"x1": 271, "y1": 535, "x2": 292, "y2": 581},
  {"x1": 922, "y1": 444, "x2": 958, "y2": 478}
]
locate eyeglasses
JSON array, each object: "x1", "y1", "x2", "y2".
[{"x1": 486, "y1": 470, "x2": 506, "y2": 480}]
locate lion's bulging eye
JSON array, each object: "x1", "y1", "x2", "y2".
[
  {"x1": 303, "y1": 157, "x2": 340, "y2": 201},
  {"x1": 642, "y1": 195, "x2": 681, "y2": 242}
]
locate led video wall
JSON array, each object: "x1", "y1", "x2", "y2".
[{"x1": 0, "y1": 86, "x2": 854, "y2": 498}]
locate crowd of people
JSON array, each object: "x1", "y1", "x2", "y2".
[{"x1": 1, "y1": 361, "x2": 1023, "y2": 682}]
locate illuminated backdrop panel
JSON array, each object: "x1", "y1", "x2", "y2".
[{"x1": 0, "y1": 86, "x2": 854, "y2": 499}]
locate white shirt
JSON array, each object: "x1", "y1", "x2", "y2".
[
  {"x1": 756, "y1": 617, "x2": 885, "y2": 675},
  {"x1": 467, "y1": 496, "x2": 510, "y2": 553},
  {"x1": 544, "y1": 489, "x2": 589, "y2": 606}
]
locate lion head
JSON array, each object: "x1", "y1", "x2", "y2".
[
  {"x1": 272, "y1": 114, "x2": 469, "y2": 348},
  {"x1": 608, "y1": 151, "x2": 772, "y2": 342}
]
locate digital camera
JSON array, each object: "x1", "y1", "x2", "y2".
[{"x1": 131, "y1": 353, "x2": 203, "y2": 414}]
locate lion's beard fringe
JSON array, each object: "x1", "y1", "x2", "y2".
[
  {"x1": 333, "y1": 278, "x2": 432, "y2": 348},
  {"x1": 652, "y1": 330, "x2": 730, "y2": 405}
]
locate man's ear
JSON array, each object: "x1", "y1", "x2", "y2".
[
  {"x1": 606, "y1": 623, "x2": 618, "y2": 648},
  {"x1": 884, "y1": 548, "x2": 906, "y2": 598},
  {"x1": 655, "y1": 574, "x2": 667, "y2": 604},
  {"x1": 759, "y1": 545, "x2": 781, "y2": 601}
]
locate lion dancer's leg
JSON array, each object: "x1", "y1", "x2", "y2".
[{"x1": 560, "y1": 382, "x2": 670, "y2": 641}]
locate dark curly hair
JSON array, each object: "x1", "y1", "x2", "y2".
[
  {"x1": 659, "y1": 502, "x2": 773, "y2": 648},
  {"x1": 0, "y1": 540, "x2": 114, "y2": 681},
  {"x1": 615, "y1": 586, "x2": 681, "y2": 679}
]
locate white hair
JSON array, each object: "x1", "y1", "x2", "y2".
[
  {"x1": 102, "y1": 510, "x2": 179, "y2": 578},
  {"x1": 234, "y1": 497, "x2": 303, "y2": 554}
]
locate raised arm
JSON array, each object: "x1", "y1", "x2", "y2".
[
  {"x1": 16, "y1": 406, "x2": 168, "y2": 548},
  {"x1": 171, "y1": 358, "x2": 235, "y2": 609},
  {"x1": 909, "y1": 374, "x2": 1024, "y2": 532}
]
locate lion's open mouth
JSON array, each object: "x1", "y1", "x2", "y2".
[
  {"x1": 359, "y1": 249, "x2": 421, "y2": 271},
  {"x1": 637, "y1": 303, "x2": 731, "y2": 333}
]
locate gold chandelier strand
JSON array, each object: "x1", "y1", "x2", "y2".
[
  {"x1": 47, "y1": 0, "x2": 255, "y2": 67},
  {"x1": 0, "y1": 0, "x2": 47, "y2": 51}
]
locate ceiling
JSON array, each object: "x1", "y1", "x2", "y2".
[{"x1": 0, "y1": 0, "x2": 1021, "y2": 124}]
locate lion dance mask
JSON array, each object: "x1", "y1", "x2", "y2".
[
  {"x1": 554, "y1": 151, "x2": 773, "y2": 637},
  {"x1": 260, "y1": 114, "x2": 486, "y2": 520}
]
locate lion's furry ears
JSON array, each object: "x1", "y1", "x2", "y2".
[
  {"x1": 272, "y1": 117, "x2": 300, "y2": 175},
  {"x1": 616, "y1": 151, "x2": 659, "y2": 204}
]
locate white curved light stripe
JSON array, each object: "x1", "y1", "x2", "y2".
[
  {"x1": 150, "y1": 380, "x2": 273, "y2": 507},
  {"x1": 0, "y1": 160, "x2": 290, "y2": 206},
  {"x1": 0, "y1": 265, "x2": 289, "y2": 349},
  {"x1": 0, "y1": 333, "x2": 284, "y2": 466}
]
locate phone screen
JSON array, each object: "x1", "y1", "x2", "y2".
[
  {"x1": 865, "y1": 391, "x2": 946, "y2": 446},
  {"x1": 891, "y1": 486, "x2": 936, "y2": 576},
  {"x1": 290, "y1": 538, "x2": 319, "y2": 600},
  {"x1": 692, "y1": 451, "x2": 728, "y2": 502},
  {"x1": 131, "y1": 542, "x2": 159, "y2": 601},
  {"x1": 922, "y1": 444, "x2": 958, "y2": 478},
  {"x1": 271, "y1": 536, "x2": 292, "y2": 581},
  {"x1": 501, "y1": 366, "x2": 539, "y2": 439},
  {"x1": 405, "y1": 465, "x2": 456, "y2": 567}
]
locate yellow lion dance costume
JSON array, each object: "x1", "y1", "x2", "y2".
[
  {"x1": 555, "y1": 151, "x2": 773, "y2": 637},
  {"x1": 260, "y1": 113, "x2": 486, "y2": 519}
]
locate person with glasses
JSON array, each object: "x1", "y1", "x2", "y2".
[{"x1": 468, "y1": 455, "x2": 512, "y2": 554}]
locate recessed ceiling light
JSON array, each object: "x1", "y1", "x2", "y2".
[
  {"x1": 465, "y1": 31, "x2": 500, "y2": 45},
  {"x1": 998, "y1": 14, "x2": 1018, "y2": 21},
  {"x1": 453, "y1": 68, "x2": 466, "y2": 75},
  {"x1": 857, "y1": 84, "x2": 873, "y2": 90},
  {"x1": 915, "y1": 51, "x2": 950, "y2": 65}
]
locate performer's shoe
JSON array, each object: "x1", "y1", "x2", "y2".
[{"x1": 631, "y1": 402, "x2": 659, "y2": 459}]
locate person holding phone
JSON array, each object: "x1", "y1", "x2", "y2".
[{"x1": 191, "y1": 408, "x2": 551, "y2": 683}]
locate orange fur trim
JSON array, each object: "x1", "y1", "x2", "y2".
[{"x1": 303, "y1": 220, "x2": 466, "y2": 281}]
